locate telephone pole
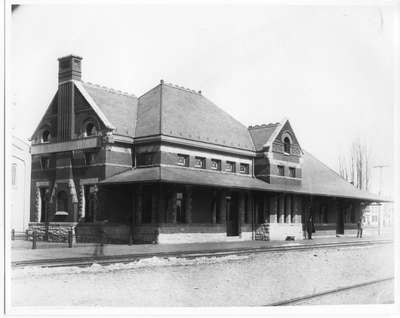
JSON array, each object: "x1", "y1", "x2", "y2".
[{"x1": 373, "y1": 165, "x2": 388, "y2": 235}]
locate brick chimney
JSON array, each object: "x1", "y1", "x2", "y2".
[
  {"x1": 57, "y1": 55, "x2": 82, "y2": 141},
  {"x1": 58, "y1": 54, "x2": 82, "y2": 84}
]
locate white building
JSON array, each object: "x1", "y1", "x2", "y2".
[{"x1": 11, "y1": 135, "x2": 31, "y2": 232}]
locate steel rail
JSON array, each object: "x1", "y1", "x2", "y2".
[
  {"x1": 12, "y1": 239, "x2": 392, "y2": 269},
  {"x1": 266, "y1": 276, "x2": 394, "y2": 306}
]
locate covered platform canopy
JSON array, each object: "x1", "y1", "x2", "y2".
[{"x1": 101, "y1": 151, "x2": 386, "y2": 202}]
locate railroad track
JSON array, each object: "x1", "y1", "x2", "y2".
[
  {"x1": 266, "y1": 276, "x2": 394, "y2": 306},
  {"x1": 12, "y1": 239, "x2": 392, "y2": 269}
]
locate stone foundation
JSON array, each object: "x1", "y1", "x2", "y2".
[
  {"x1": 28, "y1": 222, "x2": 77, "y2": 242},
  {"x1": 158, "y1": 231, "x2": 253, "y2": 244},
  {"x1": 268, "y1": 223, "x2": 303, "y2": 240}
]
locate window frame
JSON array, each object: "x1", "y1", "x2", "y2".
[
  {"x1": 277, "y1": 165, "x2": 285, "y2": 176},
  {"x1": 194, "y1": 156, "x2": 206, "y2": 169},
  {"x1": 137, "y1": 152, "x2": 155, "y2": 166},
  {"x1": 41, "y1": 130, "x2": 51, "y2": 143},
  {"x1": 84, "y1": 122, "x2": 97, "y2": 137},
  {"x1": 225, "y1": 161, "x2": 236, "y2": 173},
  {"x1": 239, "y1": 163, "x2": 250, "y2": 174},
  {"x1": 177, "y1": 154, "x2": 189, "y2": 167},
  {"x1": 211, "y1": 159, "x2": 221, "y2": 171},
  {"x1": 283, "y1": 137, "x2": 291, "y2": 154},
  {"x1": 40, "y1": 157, "x2": 50, "y2": 170},
  {"x1": 289, "y1": 167, "x2": 296, "y2": 178},
  {"x1": 84, "y1": 152, "x2": 95, "y2": 166}
]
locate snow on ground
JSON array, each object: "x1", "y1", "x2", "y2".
[
  {"x1": 12, "y1": 254, "x2": 250, "y2": 278},
  {"x1": 11, "y1": 244, "x2": 394, "y2": 307}
]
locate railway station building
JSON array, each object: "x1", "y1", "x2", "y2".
[{"x1": 29, "y1": 55, "x2": 383, "y2": 243}]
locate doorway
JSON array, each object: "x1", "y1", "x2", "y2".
[{"x1": 226, "y1": 194, "x2": 239, "y2": 236}]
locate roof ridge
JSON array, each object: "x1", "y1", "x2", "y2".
[
  {"x1": 162, "y1": 81, "x2": 202, "y2": 95},
  {"x1": 248, "y1": 123, "x2": 279, "y2": 130},
  {"x1": 83, "y1": 81, "x2": 137, "y2": 98}
]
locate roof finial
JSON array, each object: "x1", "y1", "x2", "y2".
[
  {"x1": 198, "y1": 90, "x2": 202, "y2": 94},
  {"x1": 160, "y1": 79, "x2": 164, "y2": 84}
]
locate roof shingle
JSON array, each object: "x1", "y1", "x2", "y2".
[{"x1": 81, "y1": 82, "x2": 138, "y2": 137}]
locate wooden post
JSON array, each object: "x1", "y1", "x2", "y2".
[
  {"x1": 185, "y1": 185, "x2": 192, "y2": 224},
  {"x1": 136, "y1": 185, "x2": 142, "y2": 225},
  {"x1": 263, "y1": 195, "x2": 269, "y2": 223},
  {"x1": 158, "y1": 184, "x2": 165, "y2": 224},
  {"x1": 278, "y1": 195, "x2": 285, "y2": 223},
  {"x1": 219, "y1": 190, "x2": 226, "y2": 224},
  {"x1": 79, "y1": 185, "x2": 85, "y2": 220},
  {"x1": 269, "y1": 194, "x2": 278, "y2": 223},
  {"x1": 285, "y1": 195, "x2": 292, "y2": 223},
  {"x1": 35, "y1": 186, "x2": 42, "y2": 223},
  {"x1": 239, "y1": 191, "x2": 245, "y2": 226},
  {"x1": 211, "y1": 190, "x2": 217, "y2": 224},
  {"x1": 246, "y1": 191, "x2": 252, "y2": 224},
  {"x1": 129, "y1": 187, "x2": 136, "y2": 245},
  {"x1": 171, "y1": 188, "x2": 177, "y2": 224},
  {"x1": 151, "y1": 185, "x2": 158, "y2": 224},
  {"x1": 32, "y1": 231, "x2": 37, "y2": 249}
]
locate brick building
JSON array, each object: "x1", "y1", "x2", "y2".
[{"x1": 29, "y1": 55, "x2": 384, "y2": 243}]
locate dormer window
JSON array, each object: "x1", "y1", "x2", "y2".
[
  {"x1": 85, "y1": 122, "x2": 97, "y2": 137},
  {"x1": 42, "y1": 130, "x2": 50, "y2": 143},
  {"x1": 283, "y1": 137, "x2": 291, "y2": 154}
]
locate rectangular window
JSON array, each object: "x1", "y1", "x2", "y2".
[
  {"x1": 11, "y1": 163, "x2": 17, "y2": 186},
  {"x1": 84, "y1": 152, "x2": 95, "y2": 165},
  {"x1": 289, "y1": 167, "x2": 296, "y2": 178},
  {"x1": 40, "y1": 157, "x2": 50, "y2": 170},
  {"x1": 137, "y1": 152, "x2": 154, "y2": 166},
  {"x1": 226, "y1": 161, "x2": 235, "y2": 172},
  {"x1": 239, "y1": 163, "x2": 249, "y2": 174},
  {"x1": 278, "y1": 165, "x2": 284, "y2": 176},
  {"x1": 211, "y1": 159, "x2": 221, "y2": 170},
  {"x1": 194, "y1": 157, "x2": 206, "y2": 169},
  {"x1": 177, "y1": 154, "x2": 189, "y2": 167}
]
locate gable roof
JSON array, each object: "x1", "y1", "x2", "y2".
[
  {"x1": 79, "y1": 81, "x2": 138, "y2": 137},
  {"x1": 30, "y1": 93, "x2": 58, "y2": 140},
  {"x1": 135, "y1": 82, "x2": 256, "y2": 151},
  {"x1": 248, "y1": 118, "x2": 303, "y2": 153},
  {"x1": 248, "y1": 123, "x2": 279, "y2": 151}
]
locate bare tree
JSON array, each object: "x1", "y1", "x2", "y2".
[{"x1": 338, "y1": 140, "x2": 371, "y2": 191}]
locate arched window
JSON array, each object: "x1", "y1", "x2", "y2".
[
  {"x1": 57, "y1": 191, "x2": 68, "y2": 212},
  {"x1": 85, "y1": 122, "x2": 97, "y2": 137},
  {"x1": 42, "y1": 130, "x2": 50, "y2": 143},
  {"x1": 283, "y1": 137, "x2": 291, "y2": 154}
]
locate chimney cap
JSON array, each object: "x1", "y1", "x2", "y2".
[{"x1": 58, "y1": 54, "x2": 83, "y2": 61}]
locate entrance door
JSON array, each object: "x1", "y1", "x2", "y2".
[
  {"x1": 336, "y1": 208, "x2": 344, "y2": 235},
  {"x1": 226, "y1": 195, "x2": 239, "y2": 236}
]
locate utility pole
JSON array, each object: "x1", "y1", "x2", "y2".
[{"x1": 373, "y1": 165, "x2": 388, "y2": 236}]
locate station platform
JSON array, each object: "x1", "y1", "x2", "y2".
[{"x1": 10, "y1": 229, "x2": 393, "y2": 268}]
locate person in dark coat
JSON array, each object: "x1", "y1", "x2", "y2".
[
  {"x1": 357, "y1": 217, "x2": 363, "y2": 238},
  {"x1": 93, "y1": 220, "x2": 107, "y2": 256},
  {"x1": 307, "y1": 216, "x2": 315, "y2": 240}
]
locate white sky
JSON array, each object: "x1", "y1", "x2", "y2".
[{"x1": 9, "y1": 3, "x2": 396, "y2": 196}]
